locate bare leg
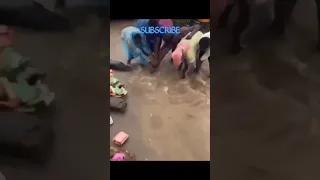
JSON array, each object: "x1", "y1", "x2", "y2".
[
  {"x1": 195, "y1": 59, "x2": 204, "y2": 73},
  {"x1": 127, "y1": 58, "x2": 133, "y2": 64},
  {"x1": 170, "y1": 42, "x2": 178, "y2": 63},
  {"x1": 230, "y1": 0, "x2": 250, "y2": 54},
  {"x1": 270, "y1": 0, "x2": 298, "y2": 36},
  {"x1": 217, "y1": 4, "x2": 235, "y2": 28},
  {"x1": 180, "y1": 60, "x2": 189, "y2": 79},
  {"x1": 185, "y1": 61, "x2": 196, "y2": 77}
]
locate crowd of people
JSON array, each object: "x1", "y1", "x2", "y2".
[{"x1": 120, "y1": 19, "x2": 211, "y2": 78}]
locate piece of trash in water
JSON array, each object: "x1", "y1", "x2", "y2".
[
  {"x1": 163, "y1": 86, "x2": 168, "y2": 94},
  {"x1": 110, "y1": 116, "x2": 113, "y2": 125},
  {"x1": 111, "y1": 153, "x2": 126, "y2": 161},
  {"x1": 113, "y1": 131, "x2": 129, "y2": 146},
  {"x1": 110, "y1": 147, "x2": 120, "y2": 157},
  {"x1": 145, "y1": 158, "x2": 148, "y2": 160},
  {"x1": 148, "y1": 137, "x2": 152, "y2": 143}
]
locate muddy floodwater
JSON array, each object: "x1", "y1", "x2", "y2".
[{"x1": 110, "y1": 21, "x2": 210, "y2": 160}]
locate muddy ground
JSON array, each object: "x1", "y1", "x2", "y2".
[{"x1": 110, "y1": 21, "x2": 210, "y2": 161}]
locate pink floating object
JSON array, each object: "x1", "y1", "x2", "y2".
[
  {"x1": 113, "y1": 131, "x2": 129, "y2": 146},
  {"x1": 112, "y1": 153, "x2": 125, "y2": 161}
]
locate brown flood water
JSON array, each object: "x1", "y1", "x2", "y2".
[{"x1": 109, "y1": 20, "x2": 210, "y2": 160}]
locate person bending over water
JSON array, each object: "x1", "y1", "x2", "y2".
[
  {"x1": 136, "y1": 19, "x2": 174, "y2": 67},
  {"x1": 150, "y1": 24, "x2": 201, "y2": 72},
  {"x1": 136, "y1": 19, "x2": 163, "y2": 65},
  {"x1": 121, "y1": 26, "x2": 151, "y2": 66},
  {"x1": 171, "y1": 31, "x2": 204, "y2": 79}
]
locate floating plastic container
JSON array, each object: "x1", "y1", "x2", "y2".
[{"x1": 113, "y1": 131, "x2": 129, "y2": 146}]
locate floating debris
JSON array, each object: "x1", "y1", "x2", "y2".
[
  {"x1": 163, "y1": 86, "x2": 168, "y2": 94},
  {"x1": 110, "y1": 147, "x2": 136, "y2": 161}
]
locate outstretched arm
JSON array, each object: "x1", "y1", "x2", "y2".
[{"x1": 153, "y1": 37, "x2": 162, "y2": 61}]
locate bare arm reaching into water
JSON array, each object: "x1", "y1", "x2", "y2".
[{"x1": 153, "y1": 37, "x2": 162, "y2": 63}]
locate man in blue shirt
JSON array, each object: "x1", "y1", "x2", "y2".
[{"x1": 136, "y1": 19, "x2": 163, "y2": 66}]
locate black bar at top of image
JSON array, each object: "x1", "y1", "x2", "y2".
[
  {"x1": 111, "y1": 161, "x2": 210, "y2": 179},
  {"x1": 110, "y1": 0, "x2": 210, "y2": 19}
]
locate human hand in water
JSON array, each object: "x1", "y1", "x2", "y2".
[{"x1": 149, "y1": 54, "x2": 158, "y2": 67}]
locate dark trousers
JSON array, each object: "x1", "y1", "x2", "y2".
[
  {"x1": 272, "y1": 0, "x2": 298, "y2": 34},
  {"x1": 217, "y1": 0, "x2": 251, "y2": 52},
  {"x1": 273, "y1": 0, "x2": 320, "y2": 48}
]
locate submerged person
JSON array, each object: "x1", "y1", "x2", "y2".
[
  {"x1": 121, "y1": 26, "x2": 151, "y2": 66},
  {"x1": 171, "y1": 31, "x2": 204, "y2": 79},
  {"x1": 150, "y1": 24, "x2": 201, "y2": 72}
]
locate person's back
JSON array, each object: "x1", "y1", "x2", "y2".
[
  {"x1": 121, "y1": 26, "x2": 141, "y2": 40},
  {"x1": 188, "y1": 31, "x2": 203, "y2": 63}
]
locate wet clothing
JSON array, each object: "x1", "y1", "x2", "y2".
[
  {"x1": 172, "y1": 39, "x2": 191, "y2": 68},
  {"x1": 172, "y1": 35, "x2": 195, "y2": 78},
  {"x1": 121, "y1": 26, "x2": 151, "y2": 65},
  {"x1": 136, "y1": 19, "x2": 164, "y2": 52},
  {"x1": 172, "y1": 31, "x2": 208, "y2": 77},
  {"x1": 186, "y1": 31, "x2": 204, "y2": 63},
  {"x1": 150, "y1": 25, "x2": 199, "y2": 70}
]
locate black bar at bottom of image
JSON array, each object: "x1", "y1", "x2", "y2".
[{"x1": 111, "y1": 161, "x2": 210, "y2": 179}]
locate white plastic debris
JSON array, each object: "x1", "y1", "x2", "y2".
[{"x1": 110, "y1": 116, "x2": 113, "y2": 125}]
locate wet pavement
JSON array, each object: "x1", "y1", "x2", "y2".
[{"x1": 110, "y1": 21, "x2": 210, "y2": 160}]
